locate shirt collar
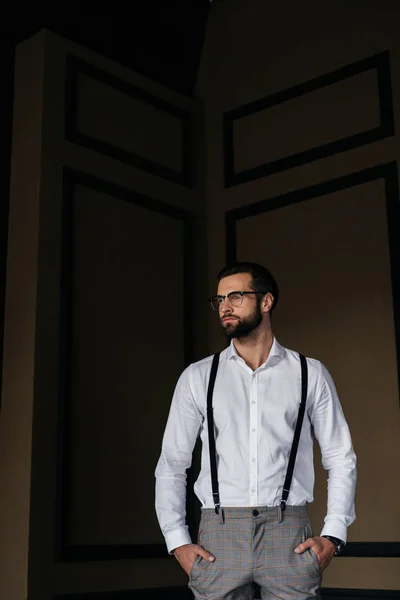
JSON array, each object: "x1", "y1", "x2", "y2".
[{"x1": 226, "y1": 336, "x2": 286, "y2": 362}]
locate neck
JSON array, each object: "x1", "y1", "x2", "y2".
[{"x1": 232, "y1": 328, "x2": 274, "y2": 371}]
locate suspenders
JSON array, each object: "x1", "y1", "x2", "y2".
[
  {"x1": 206, "y1": 353, "x2": 222, "y2": 513},
  {"x1": 280, "y1": 354, "x2": 308, "y2": 513},
  {"x1": 206, "y1": 352, "x2": 308, "y2": 519}
]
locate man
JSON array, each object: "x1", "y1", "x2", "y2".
[{"x1": 155, "y1": 262, "x2": 357, "y2": 600}]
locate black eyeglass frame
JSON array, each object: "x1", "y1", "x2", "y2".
[{"x1": 208, "y1": 290, "x2": 269, "y2": 310}]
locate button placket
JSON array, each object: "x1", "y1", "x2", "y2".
[{"x1": 249, "y1": 373, "x2": 258, "y2": 503}]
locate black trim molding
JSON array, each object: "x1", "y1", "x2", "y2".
[
  {"x1": 226, "y1": 161, "x2": 400, "y2": 558},
  {"x1": 52, "y1": 587, "x2": 400, "y2": 600},
  {"x1": 54, "y1": 167, "x2": 194, "y2": 562},
  {"x1": 340, "y1": 542, "x2": 400, "y2": 558},
  {"x1": 223, "y1": 51, "x2": 394, "y2": 187},
  {"x1": 65, "y1": 56, "x2": 194, "y2": 188}
]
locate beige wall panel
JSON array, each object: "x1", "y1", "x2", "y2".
[
  {"x1": 322, "y1": 557, "x2": 400, "y2": 589},
  {"x1": 236, "y1": 180, "x2": 400, "y2": 544},
  {"x1": 76, "y1": 71, "x2": 182, "y2": 173},
  {"x1": 67, "y1": 184, "x2": 184, "y2": 546},
  {"x1": 234, "y1": 69, "x2": 379, "y2": 173}
]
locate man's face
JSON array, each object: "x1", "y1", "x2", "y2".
[{"x1": 217, "y1": 273, "x2": 263, "y2": 340}]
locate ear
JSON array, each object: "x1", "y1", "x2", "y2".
[{"x1": 261, "y1": 292, "x2": 274, "y2": 313}]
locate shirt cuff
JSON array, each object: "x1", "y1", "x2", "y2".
[
  {"x1": 320, "y1": 521, "x2": 348, "y2": 543},
  {"x1": 165, "y1": 527, "x2": 192, "y2": 555}
]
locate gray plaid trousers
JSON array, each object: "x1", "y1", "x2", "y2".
[{"x1": 189, "y1": 506, "x2": 322, "y2": 600}]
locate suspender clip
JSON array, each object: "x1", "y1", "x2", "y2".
[
  {"x1": 277, "y1": 499, "x2": 286, "y2": 523},
  {"x1": 214, "y1": 501, "x2": 224, "y2": 524},
  {"x1": 213, "y1": 494, "x2": 221, "y2": 514}
]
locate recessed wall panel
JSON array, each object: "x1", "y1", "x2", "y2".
[
  {"x1": 66, "y1": 183, "x2": 184, "y2": 547},
  {"x1": 76, "y1": 72, "x2": 182, "y2": 174},
  {"x1": 223, "y1": 52, "x2": 394, "y2": 187},
  {"x1": 233, "y1": 69, "x2": 379, "y2": 173},
  {"x1": 65, "y1": 57, "x2": 194, "y2": 187}
]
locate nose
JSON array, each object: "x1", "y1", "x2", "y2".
[{"x1": 220, "y1": 299, "x2": 233, "y2": 314}]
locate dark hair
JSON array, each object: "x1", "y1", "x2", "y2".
[{"x1": 217, "y1": 261, "x2": 279, "y2": 312}]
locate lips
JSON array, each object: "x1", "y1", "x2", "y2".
[{"x1": 222, "y1": 317, "x2": 237, "y2": 323}]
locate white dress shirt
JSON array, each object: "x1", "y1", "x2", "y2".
[{"x1": 155, "y1": 337, "x2": 357, "y2": 554}]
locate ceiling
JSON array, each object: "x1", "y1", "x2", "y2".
[{"x1": 4, "y1": 2, "x2": 211, "y2": 98}]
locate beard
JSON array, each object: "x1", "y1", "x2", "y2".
[{"x1": 221, "y1": 303, "x2": 263, "y2": 340}]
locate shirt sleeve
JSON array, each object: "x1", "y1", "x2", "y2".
[
  {"x1": 155, "y1": 365, "x2": 202, "y2": 554},
  {"x1": 309, "y1": 361, "x2": 357, "y2": 543}
]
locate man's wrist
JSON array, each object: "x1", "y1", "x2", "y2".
[
  {"x1": 322, "y1": 535, "x2": 346, "y2": 555},
  {"x1": 172, "y1": 544, "x2": 188, "y2": 555}
]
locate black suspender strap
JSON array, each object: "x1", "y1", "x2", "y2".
[
  {"x1": 280, "y1": 353, "x2": 308, "y2": 512},
  {"x1": 206, "y1": 353, "x2": 221, "y2": 514}
]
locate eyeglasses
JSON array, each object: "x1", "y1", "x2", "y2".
[{"x1": 208, "y1": 290, "x2": 268, "y2": 311}]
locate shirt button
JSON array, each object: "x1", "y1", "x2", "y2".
[
  {"x1": 251, "y1": 488, "x2": 255, "y2": 493},
  {"x1": 252, "y1": 458, "x2": 256, "y2": 462},
  {"x1": 252, "y1": 428, "x2": 256, "y2": 432}
]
